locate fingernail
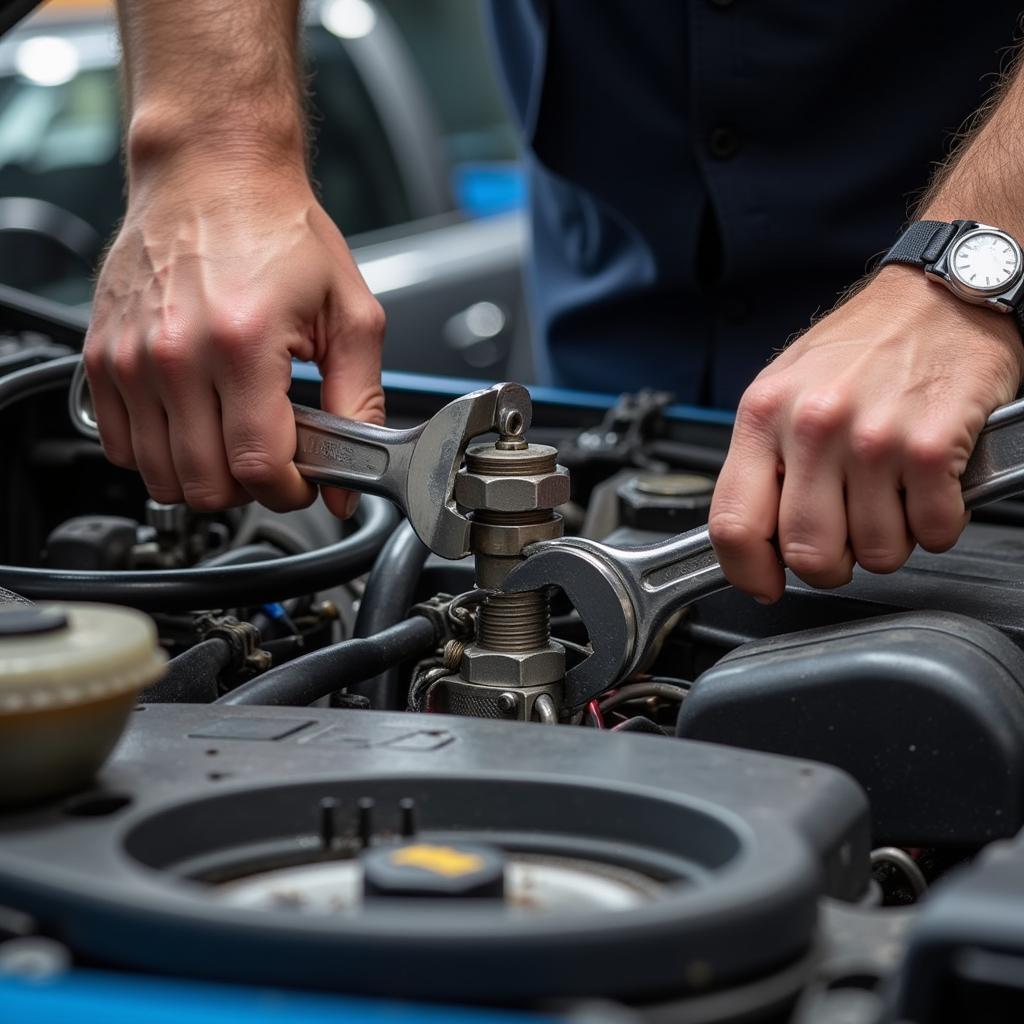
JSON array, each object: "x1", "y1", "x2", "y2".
[
  {"x1": 343, "y1": 493, "x2": 361, "y2": 519},
  {"x1": 753, "y1": 594, "x2": 775, "y2": 606}
]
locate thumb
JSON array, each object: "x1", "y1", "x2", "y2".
[{"x1": 317, "y1": 316, "x2": 386, "y2": 520}]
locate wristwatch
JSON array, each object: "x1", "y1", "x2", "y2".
[{"x1": 879, "y1": 219, "x2": 1024, "y2": 331}]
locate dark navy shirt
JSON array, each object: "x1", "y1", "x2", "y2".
[{"x1": 484, "y1": 1, "x2": 1024, "y2": 407}]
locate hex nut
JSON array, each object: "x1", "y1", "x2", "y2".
[
  {"x1": 469, "y1": 514, "x2": 563, "y2": 558},
  {"x1": 459, "y1": 641, "x2": 566, "y2": 686},
  {"x1": 455, "y1": 466, "x2": 570, "y2": 513}
]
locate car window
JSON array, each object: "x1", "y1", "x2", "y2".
[
  {"x1": 0, "y1": 8, "x2": 415, "y2": 299},
  {"x1": 306, "y1": 24, "x2": 413, "y2": 236},
  {"x1": 377, "y1": 0, "x2": 517, "y2": 165},
  {"x1": 376, "y1": 0, "x2": 524, "y2": 218}
]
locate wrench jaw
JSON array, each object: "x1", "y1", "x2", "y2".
[
  {"x1": 501, "y1": 539, "x2": 638, "y2": 709},
  {"x1": 407, "y1": 382, "x2": 533, "y2": 560}
]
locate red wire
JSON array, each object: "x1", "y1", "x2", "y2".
[{"x1": 587, "y1": 699, "x2": 605, "y2": 728}]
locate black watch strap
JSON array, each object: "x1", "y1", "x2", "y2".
[{"x1": 879, "y1": 220, "x2": 963, "y2": 269}]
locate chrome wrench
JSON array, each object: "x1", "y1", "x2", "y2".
[{"x1": 68, "y1": 358, "x2": 530, "y2": 560}]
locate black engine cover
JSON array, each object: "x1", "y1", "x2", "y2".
[
  {"x1": 677, "y1": 611, "x2": 1024, "y2": 847},
  {"x1": 0, "y1": 704, "x2": 870, "y2": 1006}
]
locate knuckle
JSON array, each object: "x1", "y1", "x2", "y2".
[
  {"x1": 109, "y1": 345, "x2": 142, "y2": 387},
  {"x1": 228, "y1": 448, "x2": 280, "y2": 489},
  {"x1": 101, "y1": 441, "x2": 136, "y2": 470},
  {"x1": 345, "y1": 297, "x2": 386, "y2": 342},
  {"x1": 708, "y1": 510, "x2": 760, "y2": 556},
  {"x1": 855, "y1": 548, "x2": 907, "y2": 574},
  {"x1": 182, "y1": 483, "x2": 231, "y2": 512},
  {"x1": 143, "y1": 480, "x2": 184, "y2": 504},
  {"x1": 781, "y1": 541, "x2": 834, "y2": 579},
  {"x1": 905, "y1": 434, "x2": 956, "y2": 472},
  {"x1": 737, "y1": 381, "x2": 784, "y2": 429},
  {"x1": 791, "y1": 391, "x2": 849, "y2": 442},
  {"x1": 914, "y1": 523, "x2": 961, "y2": 554},
  {"x1": 209, "y1": 310, "x2": 268, "y2": 357},
  {"x1": 850, "y1": 421, "x2": 899, "y2": 463},
  {"x1": 148, "y1": 330, "x2": 191, "y2": 376},
  {"x1": 82, "y1": 341, "x2": 106, "y2": 380}
]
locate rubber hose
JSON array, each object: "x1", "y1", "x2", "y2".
[
  {"x1": 3, "y1": 496, "x2": 397, "y2": 611},
  {"x1": 0, "y1": 345, "x2": 71, "y2": 377},
  {"x1": 0, "y1": 359, "x2": 401, "y2": 609},
  {"x1": 198, "y1": 544, "x2": 284, "y2": 568},
  {"x1": 215, "y1": 616, "x2": 438, "y2": 707},
  {"x1": 142, "y1": 638, "x2": 231, "y2": 704},
  {"x1": 348, "y1": 519, "x2": 430, "y2": 709},
  {"x1": 0, "y1": 352, "x2": 80, "y2": 411}
]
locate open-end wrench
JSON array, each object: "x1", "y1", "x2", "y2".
[
  {"x1": 68, "y1": 359, "x2": 531, "y2": 560},
  {"x1": 503, "y1": 395, "x2": 1024, "y2": 709}
]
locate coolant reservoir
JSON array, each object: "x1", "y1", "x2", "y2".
[{"x1": 0, "y1": 603, "x2": 166, "y2": 806}]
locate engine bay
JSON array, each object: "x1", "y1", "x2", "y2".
[{"x1": 3, "y1": 308, "x2": 1024, "y2": 1022}]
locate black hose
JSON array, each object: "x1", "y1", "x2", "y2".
[
  {"x1": 215, "y1": 616, "x2": 438, "y2": 707},
  {"x1": 0, "y1": 344, "x2": 72, "y2": 377},
  {"x1": 348, "y1": 519, "x2": 430, "y2": 709},
  {"x1": 3, "y1": 496, "x2": 397, "y2": 611},
  {"x1": 646, "y1": 439, "x2": 726, "y2": 473},
  {"x1": 198, "y1": 544, "x2": 284, "y2": 568},
  {"x1": 0, "y1": 352, "x2": 80, "y2": 412},
  {"x1": 1, "y1": 355, "x2": 400, "y2": 609},
  {"x1": 142, "y1": 638, "x2": 231, "y2": 703}
]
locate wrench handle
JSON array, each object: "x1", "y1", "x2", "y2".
[
  {"x1": 961, "y1": 395, "x2": 1024, "y2": 509},
  {"x1": 292, "y1": 404, "x2": 422, "y2": 509},
  {"x1": 608, "y1": 393, "x2": 1024, "y2": 678}
]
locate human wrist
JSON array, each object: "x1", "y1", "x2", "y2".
[
  {"x1": 126, "y1": 101, "x2": 307, "y2": 188},
  {"x1": 871, "y1": 263, "x2": 1024, "y2": 378}
]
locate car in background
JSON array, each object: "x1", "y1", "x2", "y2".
[{"x1": 0, "y1": 0, "x2": 534, "y2": 380}]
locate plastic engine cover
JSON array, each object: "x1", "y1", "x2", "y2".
[{"x1": 677, "y1": 611, "x2": 1024, "y2": 847}]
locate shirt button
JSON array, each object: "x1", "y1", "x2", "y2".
[{"x1": 708, "y1": 126, "x2": 739, "y2": 159}]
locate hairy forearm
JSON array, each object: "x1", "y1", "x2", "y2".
[
  {"x1": 116, "y1": 0, "x2": 305, "y2": 178},
  {"x1": 917, "y1": 47, "x2": 1024, "y2": 235}
]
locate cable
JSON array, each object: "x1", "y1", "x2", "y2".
[
  {"x1": 586, "y1": 699, "x2": 605, "y2": 728},
  {"x1": 348, "y1": 519, "x2": 430, "y2": 709},
  {"x1": 598, "y1": 680, "x2": 690, "y2": 714},
  {"x1": 216, "y1": 616, "x2": 438, "y2": 707}
]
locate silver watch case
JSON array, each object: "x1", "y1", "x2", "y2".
[{"x1": 925, "y1": 222, "x2": 1024, "y2": 315}]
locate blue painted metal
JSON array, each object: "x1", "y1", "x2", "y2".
[
  {"x1": 0, "y1": 971, "x2": 560, "y2": 1024},
  {"x1": 291, "y1": 362, "x2": 736, "y2": 427}
]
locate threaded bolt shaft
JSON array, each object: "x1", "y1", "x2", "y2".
[{"x1": 476, "y1": 590, "x2": 550, "y2": 653}]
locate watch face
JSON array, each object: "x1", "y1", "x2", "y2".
[{"x1": 948, "y1": 229, "x2": 1022, "y2": 293}]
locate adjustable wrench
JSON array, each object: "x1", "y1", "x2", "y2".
[
  {"x1": 503, "y1": 395, "x2": 1024, "y2": 708},
  {"x1": 68, "y1": 359, "x2": 531, "y2": 560}
]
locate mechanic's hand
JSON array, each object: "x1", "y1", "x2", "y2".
[
  {"x1": 709, "y1": 265, "x2": 1024, "y2": 602},
  {"x1": 83, "y1": 166, "x2": 385, "y2": 519}
]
